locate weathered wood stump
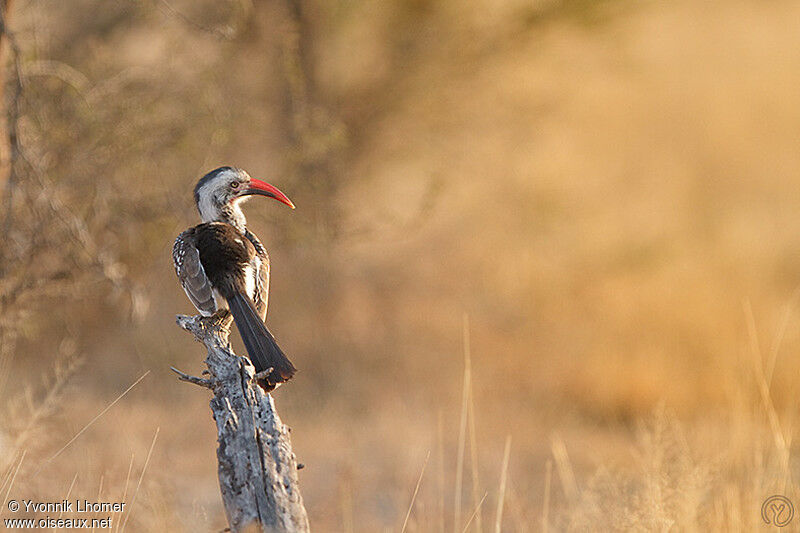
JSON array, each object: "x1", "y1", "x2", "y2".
[{"x1": 173, "y1": 311, "x2": 309, "y2": 533}]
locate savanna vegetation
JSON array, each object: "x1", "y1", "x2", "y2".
[{"x1": 2, "y1": 0, "x2": 800, "y2": 530}]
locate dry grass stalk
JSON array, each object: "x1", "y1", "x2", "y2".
[
  {"x1": 1, "y1": 450, "x2": 24, "y2": 514},
  {"x1": 119, "y1": 427, "x2": 160, "y2": 533},
  {"x1": 494, "y1": 436, "x2": 511, "y2": 533},
  {"x1": 438, "y1": 410, "x2": 446, "y2": 533},
  {"x1": 113, "y1": 454, "x2": 135, "y2": 533},
  {"x1": 34, "y1": 370, "x2": 150, "y2": 474},
  {"x1": 58, "y1": 472, "x2": 79, "y2": 521},
  {"x1": 401, "y1": 450, "x2": 431, "y2": 533},
  {"x1": 465, "y1": 315, "x2": 483, "y2": 533},
  {"x1": 453, "y1": 314, "x2": 472, "y2": 532},
  {"x1": 743, "y1": 300, "x2": 790, "y2": 485},
  {"x1": 462, "y1": 492, "x2": 488, "y2": 533},
  {"x1": 550, "y1": 435, "x2": 578, "y2": 503},
  {"x1": 542, "y1": 460, "x2": 552, "y2": 533}
]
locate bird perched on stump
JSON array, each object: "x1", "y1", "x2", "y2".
[{"x1": 173, "y1": 166, "x2": 296, "y2": 390}]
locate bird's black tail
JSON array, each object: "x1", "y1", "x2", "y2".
[{"x1": 227, "y1": 292, "x2": 296, "y2": 389}]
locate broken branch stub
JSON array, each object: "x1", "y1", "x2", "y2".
[{"x1": 175, "y1": 312, "x2": 309, "y2": 533}]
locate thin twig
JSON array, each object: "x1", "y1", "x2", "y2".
[
  {"x1": 171, "y1": 366, "x2": 214, "y2": 388},
  {"x1": 156, "y1": 0, "x2": 238, "y2": 40}
]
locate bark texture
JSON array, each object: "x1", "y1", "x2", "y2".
[{"x1": 174, "y1": 311, "x2": 309, "y2": 533}]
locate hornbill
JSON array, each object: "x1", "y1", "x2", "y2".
[{"x1": 173, "y1": 166, "x2": 296, "y2": 390}]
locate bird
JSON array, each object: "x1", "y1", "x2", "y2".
[{"x1": 173, "y1": 166, "x2": 296, "y2": 390}]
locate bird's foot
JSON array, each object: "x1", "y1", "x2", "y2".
[
  {"x1": 209, "y1": 308, "x2": 232, "y2": 325},
  {"x1": 191, "y1": 309, "x2": 233, "y2": 341},
  {"x1": 211, "y1": 308, "x2": 231, "y2": 320},
  {"x1": 252, "y1": 367, "x2": 284, "y2": 392},
  {"x1": 253, "y1": 367, "x2": 274, "y2": 382}
]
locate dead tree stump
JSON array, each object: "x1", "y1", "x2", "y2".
[{"x1": 173, "y1": 311, "x2": 310, "y2": 533}]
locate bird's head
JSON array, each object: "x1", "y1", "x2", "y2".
[{"x1": 194, "y1": 166, "x2": 294, "y2": 230}]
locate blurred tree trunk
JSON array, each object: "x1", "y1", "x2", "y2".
[
  {"x1": 276, "y1": 0, "x2": 345, "y2": 243},
  {"x1": 0, "y1": 0, "x2": 15, "y2": 200}
]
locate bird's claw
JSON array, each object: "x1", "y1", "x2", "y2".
[
  {"x1": 253, "y1": 367, "x2": 274, "y2": 382},
  {"x1": 210, "y1": 308, "x2": 232, "y2": 324}
]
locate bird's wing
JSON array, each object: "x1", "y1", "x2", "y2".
[
  {"x1": 245, "y1": 229, "x2": 270, "y2": 320},
  {"x1": 173, "y1": 230, "x2": 216, "y2": 316},
  {"x1": 253, "y1": 254, "x2": 270, "y2": 320}
]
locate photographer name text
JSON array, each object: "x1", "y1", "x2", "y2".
[{"x1": 14, "y1": 500, "x2": 125, "y2": 513}]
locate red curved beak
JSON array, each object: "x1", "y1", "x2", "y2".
[{"x1": 243, "y1": 178, "x2": 295, "y2": 209}]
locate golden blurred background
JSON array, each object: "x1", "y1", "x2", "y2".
[{"x1": 2, "y1": 0, "x2": 800, "y2": 530}]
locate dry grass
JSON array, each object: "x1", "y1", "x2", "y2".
[{"x1": 3, "y1": 0, "x2": 800, "y2": 531}]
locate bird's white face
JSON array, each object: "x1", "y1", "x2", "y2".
[
  {"x1": 195, "y1": 168, "x2": 252, "y2": 223},
  {"x1": 194, "y1": 166, "x2": 296, "y2": 229}
]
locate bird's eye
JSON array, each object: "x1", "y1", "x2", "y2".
[{"x1": 230, "y1": 181, "x2": 240, "y2": 189}]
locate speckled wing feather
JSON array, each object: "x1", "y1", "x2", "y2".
[{"x1": 173, "y1": 229, "x2": 217, "y2": 316}]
